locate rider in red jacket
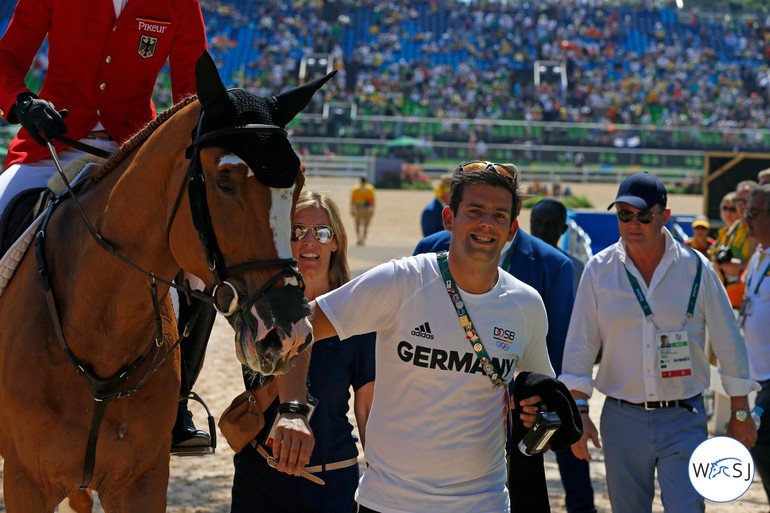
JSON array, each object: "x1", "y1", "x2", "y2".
[
  {"x1": 0, "y1": 0, "x2": 206, "y2": 166},
  {"x1": 0, "y1": 0, "x2": 211, "y2": 455}
]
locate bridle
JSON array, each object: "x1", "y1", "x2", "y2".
[
  {"x1": 35, "y1": 106, "x2": 306, "y2": 489},
  {"x1": 169, "y1": 113, "x2": 305, "y2": 316}
]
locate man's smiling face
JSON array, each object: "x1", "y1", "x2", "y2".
[{"x1": 444, "y1": 183, "x2": 516, "y2": 266}]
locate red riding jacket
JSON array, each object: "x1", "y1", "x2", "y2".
[{"x1": 0, "y1": 0, "x2": 207, "y2": 168}]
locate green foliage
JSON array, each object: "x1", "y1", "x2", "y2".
[
  {"x1": 667, "y1": 183, "x2": 703, "y2": 195},
  {"x1": 375, "y1": 170, "x2": 433, "y2": 190},
  {"x1": 522, "y1": 194, "x2": 594, "y2": 210}
]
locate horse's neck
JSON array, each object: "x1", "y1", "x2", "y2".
[{"x1": 44, "y1": 105, "x2": 200, "y2": 372}]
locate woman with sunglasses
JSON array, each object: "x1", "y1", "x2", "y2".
[
  {"x1": 230, "y1": 190, "x2": 375, "y2": 513},
  {"x1": 710, "y1": 189, "x2": 757, "y2": 309}
]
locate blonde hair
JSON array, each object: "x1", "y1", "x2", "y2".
[{"x1": 294, "y1": 190, "x2": 350, "y2": 289}]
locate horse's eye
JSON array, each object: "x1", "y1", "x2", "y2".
[{"x1": 215, "y1": 175, "x2": 235, "y2": 193}]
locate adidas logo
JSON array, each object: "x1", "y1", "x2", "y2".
[{"x1": 411, "y1": 322, "x2": 434, "y2": 340}]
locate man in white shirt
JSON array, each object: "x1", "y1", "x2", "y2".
[
  {"x1": 309, "y1": 162, "x2": 555, "y2": 513},
  {"x1": 560, "y1": 172, "x2": 758, "y2": 513},
  {"x1": 741, "y1": 183, "x2": 770, "y2": 503}
]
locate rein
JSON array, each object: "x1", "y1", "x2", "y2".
[
  {"x1": 57, "y1": 135, "x2": 113, "y2": 159},
  {"x1": 36, "y1": 112, "x2": 302, "y2": 488}
]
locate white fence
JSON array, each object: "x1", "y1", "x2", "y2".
[{"x1": 300, "y1": 155, "x2": 376, "y2": 183}]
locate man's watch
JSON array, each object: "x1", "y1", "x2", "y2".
[{"x1": 731, "y1": 409, "x2": 751, "y2": 421}]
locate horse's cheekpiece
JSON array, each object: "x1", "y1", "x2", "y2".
[{"x1": 181, "y1": 52, "x2": 336, "y2": 375}]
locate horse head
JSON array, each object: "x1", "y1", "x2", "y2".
[{"x1": 176, "y1": 51, "x2": 334, "y2": 375}]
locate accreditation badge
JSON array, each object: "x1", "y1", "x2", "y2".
[{"x1": 657, "y1": 330, "x2": 692, "y2": 378}]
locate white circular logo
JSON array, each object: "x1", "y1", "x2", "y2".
[{"x1": 688, "y1": 436, "x2": 754, "y2": 502}]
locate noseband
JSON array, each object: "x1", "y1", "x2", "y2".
[{"x1": 166, "y1": 114, "x2": 304, "y2": 316}]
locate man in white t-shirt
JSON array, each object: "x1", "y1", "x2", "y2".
[{"x1": 309, "y1": 162, "x2": 555, "y2": 513}]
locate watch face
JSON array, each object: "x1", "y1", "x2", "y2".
[{"x1": 733, "y1": 409, "x2": 750, "y2": 421}]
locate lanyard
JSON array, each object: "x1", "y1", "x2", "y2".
[
  {"x1": 746, "y1": 253, "x2": 770, "y2": 296},
  {"x1": 436, "y1": 251, "x2": 505, "y2": 388},
  {"x1": 624, "y1": 249, "x2": 702, "y2": 331}
]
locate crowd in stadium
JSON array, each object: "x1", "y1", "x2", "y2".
[
  {"x1": 196, "y1": 0, "x2": 770, "y2": 131},
  {"x1": 3, "y1": 0, "x2": 770, "y2": 138}
]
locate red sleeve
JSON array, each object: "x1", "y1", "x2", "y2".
[
  {"x1": 0, "y1": 0, "x2": 53, "y2": 122},
  {"x1": 168, "y1": 0, "x2": 207, "y2": 103}
]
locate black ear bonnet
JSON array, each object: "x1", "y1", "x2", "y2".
[{"x1": 192, "y1": 51, "x2": 336, "y2": 188}]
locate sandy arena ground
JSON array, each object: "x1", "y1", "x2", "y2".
[{"x1": 1, "y1": 177, "x2": 767, "y2": 511}]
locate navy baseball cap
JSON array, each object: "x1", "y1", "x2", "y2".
[{"x1": 607, "y1": 172, "x2": 667, "y2": 211}]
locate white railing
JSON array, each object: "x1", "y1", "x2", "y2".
[{"x1": 300, "y1": 154, "x2": 376, "y2": 183}]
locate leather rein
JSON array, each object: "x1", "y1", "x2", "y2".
[{"x1": 36, "y1": 115, "x2": 301, "y2": 489}]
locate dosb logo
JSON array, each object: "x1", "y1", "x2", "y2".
[
  {"x1": 688, "y1": 436, "x2": 754, "y2": 502},
  {"x1": 493, "y1": 327, "x2": 515, "y2": 341}
]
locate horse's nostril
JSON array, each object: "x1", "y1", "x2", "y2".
[{"x1": 256, "y1": 328, "x2": 283, "y2": 359}]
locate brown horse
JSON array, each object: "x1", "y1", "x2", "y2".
[{"x1": 0, "y1": 52, "x2": 330, "y2": 511}]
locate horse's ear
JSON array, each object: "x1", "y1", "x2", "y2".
[
  {"x1": 272, "y1": 70, "x2": 337, "y2": 126},
  {"x1": 195, "y1": 51, "x2": 236, "y2": 120}
]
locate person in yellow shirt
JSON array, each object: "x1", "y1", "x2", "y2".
[
  {"x1": 350, "y1": 176, "x2": 375, "y2": 245},
  {"x1": 712, "y1": 183, "x2": 758, "y2": 308}
]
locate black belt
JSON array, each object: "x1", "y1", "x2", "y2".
[{"x1": 609, "y1": 394, "x2": 700, "y2": 413}]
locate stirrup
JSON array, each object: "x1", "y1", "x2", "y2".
[{"x1": 171, "y1": 391, "x2": 216, "y2": 457}]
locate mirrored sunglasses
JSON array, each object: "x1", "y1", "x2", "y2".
[
  {"x1": 291, "y1": 224, "x2": 334, "y2": 243},
  {"x1": 617, "y1": 209, "x2": 656, "y2": 224},
  {"x1": 459, "y1": 161, "x2": 518, "y2": 183}
]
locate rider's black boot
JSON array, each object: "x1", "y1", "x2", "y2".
[{"x1": 170, "y1": 295, "x2": 217, "y2": 456}]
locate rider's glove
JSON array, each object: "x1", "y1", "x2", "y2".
[{"x1": 14, "y1": 92, "x2": 68, "y2": 146}]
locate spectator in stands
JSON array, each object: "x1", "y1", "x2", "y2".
[
  {"x1": 685, "y1": 215, "x2": 714, "y2": 256},
  {"x1": 0, "y1": 0, "x2": 214, "y2": 454},
  {"x1": 350, "y1": 176, "x2": 375, "y2": 245},
  {"x1": 421, "y1": 173, "x2": 452, "y2": 237}
]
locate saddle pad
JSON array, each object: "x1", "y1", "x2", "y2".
[
  {"x1": 0, "y1": 162, "x2": 102, "y2": 299},
  {"x1": 0, "y1": 211, "x2": 44, "y2": 299}
]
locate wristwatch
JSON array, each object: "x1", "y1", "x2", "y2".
[{"x1": 730, "y1": 409, "x2": 751, "y2": 421}]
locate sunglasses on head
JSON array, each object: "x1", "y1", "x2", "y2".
[
  {"x1": 617, "y1": 209, "x2": 656, "y2": 224},
  {"x1": 291, "y1": 224, "x2": 334, "y2": 244},
  {"x1": 721, "y1": 205, "x2": 736, "y2": 212},
  {"x1": 459, "y1": 161, "x2": 518, "y2": 183}
]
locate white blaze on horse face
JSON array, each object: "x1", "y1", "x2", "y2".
[
  {"x1": 268, "y1": 186, "x2": 298, "y2": 287},
  {"x1": 218, "y1": 153, "x2": 247, "y2": 169},
  {"x1": 237, "y1": 184, "x2": 312, "y2": 374}
]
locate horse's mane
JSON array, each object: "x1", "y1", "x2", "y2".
[{"x1": 93, "y1": 95, "x2": 199, "y2": 182}]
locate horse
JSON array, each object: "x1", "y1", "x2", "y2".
[{"x1": 0, "y1": 51, "x2": 331, "y2": 511}]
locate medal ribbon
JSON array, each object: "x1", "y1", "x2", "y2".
[{"x1": 436, "y1": 251, "x2": 504, "y2": 388}]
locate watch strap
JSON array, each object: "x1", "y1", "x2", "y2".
[{"x1": 730, "y1": 409, "x2": 751, "y2": 421}]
